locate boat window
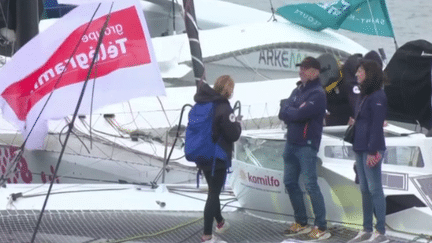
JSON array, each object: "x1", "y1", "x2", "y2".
[
  {"x1": 235, "y1": 137, "x2": 285, "y2": 171},
  {"x1": 324, "y1": 146, "x2": 424, "y2": 168},
  {"x1": 384, "y1": 146, "x2": 424, "y2": 167},
  {"x1": 324, "y1": 146, "x2": 356, "y2": 160}
]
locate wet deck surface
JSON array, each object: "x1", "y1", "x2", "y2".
[{"x1": 0, "y1": 209, "x2": 417, "y2": 243}]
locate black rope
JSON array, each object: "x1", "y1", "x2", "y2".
[
  {"x1": 89, "y1": 44, "x2": 100, "y2": 150},
  {"x1": 58, "y1": 122, "x2": 91, "y2": 154},
  {"x1": 233, "y1": 100, "x2": 241, "y2": 117},
  {"x1": 0, "y1": 0, "x2": 102, "y2": 189},
  {"x1": 152, "y1": 103, "x2": 192, "y2": 185},
  {"x1": 30, "y1": 3, "x2": 113, "y2": 242}
]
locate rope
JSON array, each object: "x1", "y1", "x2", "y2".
[
  {"x1": 30, "y1": 3, "x2": 113, "y2": 242},
  {"x1": 109, "y1": 216, "x2": 203, "y2": 243}
]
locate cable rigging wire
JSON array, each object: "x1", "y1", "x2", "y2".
[
  {"x1": 30, "y1": 3, "x2": 114, "y2": 242},
  {"x1": 0, "y1": 0, "x2": 107, "y2": 191},
  {"x1": 152, "y1": 103, "x2": 192, "y2": 185},
  {"x1": 267, "y1": 0, "x2": 277, "y2": 22}
]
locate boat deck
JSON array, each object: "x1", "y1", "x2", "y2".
[{"x1": 0, "y1": 209, "x2": 418, "y2": 243}]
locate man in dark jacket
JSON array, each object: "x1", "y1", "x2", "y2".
[{"x1": 278, "y1": 57, "x2": 330, "y2": 240}]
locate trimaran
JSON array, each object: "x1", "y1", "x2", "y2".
[{"x1": 0, "y1": 0, "x2": 431, "y2": 242}]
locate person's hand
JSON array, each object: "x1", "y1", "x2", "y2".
[
  {"x1": 348, "y1": 117, "x2": 355, "y2": 126},
  {"x1": 366, "y1": 152, "x2": 382, "y2": 167}
]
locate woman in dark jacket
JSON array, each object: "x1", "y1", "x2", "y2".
[
  {"x1": 348, "y1": 60, "x2": 388, "y2": 243},
  {"x1": 194, "y1": 75, "x2": 242, "y2": 243}
]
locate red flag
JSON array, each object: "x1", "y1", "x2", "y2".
[{"x1": 0, "y1": 0, "x2": 165, "y2": 149}]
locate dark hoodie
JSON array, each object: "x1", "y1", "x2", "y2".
[
  {"x1": 363, "y1": 50, "x2": 383, "y2": 69},
  {"x1": 193, "y1": 83, "x2": 242, "y2": 171}
]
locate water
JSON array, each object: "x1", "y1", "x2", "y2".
[{"x1": 223, "y1": 0, "x2": 432, "y2": 62}]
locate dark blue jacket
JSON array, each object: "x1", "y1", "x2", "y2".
[
  {"x1": 193, "y1": 83, "x2": 242, "y2": 171},
  {"x1": 278, "y1": 78, "x2": 327, "y2": 150},
  {"x1": 353, "y1": 89, "x2": 387, "y2": 154}
]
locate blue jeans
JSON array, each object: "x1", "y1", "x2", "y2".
[
  {"x1": 283, "y1": 143, "x2": 327, "y2": 230},
  {"x1": 355, "y1": 151, "x2": 386, "y2": 234}
]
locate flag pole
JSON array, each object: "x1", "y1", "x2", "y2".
[
  {"x1": 366, "y1": 0, "x2": 398, "y2": 52},
  {"x1": 382, "y1": 0, "x2": 398, "y2": 50}
]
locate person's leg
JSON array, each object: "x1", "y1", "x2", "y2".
[
  {"x1": 363, "y1": 151, "x2": 386, "y2": 234},
  {"x1": 283, "y1": 143, "x2": 308, "y2": 225},
  {"x1": 355, "y1": 152, "x2": 374, "y2": 233},
  {"x1": 202, "y1": 168, "x2": 227, "y2": 236},
  {"x1": 297, "y1": 146, "x2": 326, "y2": 230}
]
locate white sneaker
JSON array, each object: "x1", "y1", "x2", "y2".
[
  {"x1": 368, "y1": 231, "x2": 389, "y2": 243},
  {"x1": 307, "y1": 226, "x2": 331, "y2": 241},
  {"x1": 201, "y1": 235, "x2": 227, "y2": 243},
  {"x1": 347, "y1": 230, "x2": 373, "y2": 243},
  {"x1": 215, "y1": 219, "x2": 230, "y2": 234}
]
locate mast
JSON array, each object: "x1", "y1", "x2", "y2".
[
  {"x1": 0, "y1": 0, "x2": 43, "y2": 56},
  {"x1": 15, "y1": 0, "x2": 42, "y2": 51},
  {"x1": 182, "y1": 0, "x2": 206, "y2": 87}
]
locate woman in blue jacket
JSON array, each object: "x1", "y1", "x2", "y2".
[
  {"x1": 193, "y1": 75, "x2": 242, "y2": 243},
  {"x1": 348, "y1": 60, "x2": 388, "y2": 243}
]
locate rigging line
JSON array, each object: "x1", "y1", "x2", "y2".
[
  {"x1": 80, "y1": 117, "x2": 126, "y2": 138},
  {"x1": 82, "y1": 123, "x2": 128, "y2": 140},
  {"x1": 89, "y1": 61, "x2": 100, "y2": 150},
  {"x1": 156, "y1": 96, "x2": 172, "y2": 127},
  {"x1": 152, "y1": 104, "x2": 192, "y2": 184},
  {"x1": 233, "y1": 55, "x2": 271, "y2": 80},
  {"x1": 76, "y1": 120, "x2": 160, "y2": 162},
  {"x1": 30, "y1": 3, "x2": 114, "y2": 243},
  {"x1": 20, "y1": 3, "x2": 102, "y2": 151},
  {"x1": 14, "y1": 187, "x2": 130, "y2": 200},
  {"x1": 127, "y1": 101, "x2": 139, "y2": 129},
  {"x1": 0, "y1": 1, "x2": 8, "y2": 29},
  {"x1": 175, "y1": 0, "x2": 185, "y2": 19},
  {"x1": 58, "y1": 123, "x2": 91, "y2": 154},
  {"x1": 267, "y1": 0, "x2": 277, "y2": 22},
  {"x1": 171, "y1": 0, "x2": 176, "y2": 34}
]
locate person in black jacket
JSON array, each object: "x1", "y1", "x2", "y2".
[
  {"x1": 195, "y1": 75, "x2": 242, "y2": 243},
  {"x1": 278, "y1": 57, "x2": 330, "y2": 241},
  {"x1": 347, "y1": 60, "x2": 388, "y2": 243}
]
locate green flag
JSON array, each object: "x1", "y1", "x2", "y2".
[{"x1": 276, "y1": 0, "x2": 395, "y2": 37}]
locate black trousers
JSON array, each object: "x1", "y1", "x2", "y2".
[{"x1": 202, "y1": 168, "x2": 226, "y2": 235}]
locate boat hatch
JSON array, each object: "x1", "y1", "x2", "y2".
[
  {"x1": 412, "y1": 175, "x2": 432, "y2": 210},
  {"x1": 235, "y1": 136, "x2": 285, "y2": 171}
]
